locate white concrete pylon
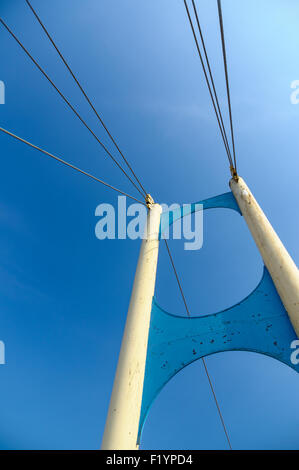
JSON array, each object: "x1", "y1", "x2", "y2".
[
  {"x1": 230, "y1": 176, "x2": 299, "y2": 337},
  {"x1": 101, "y1": 203, "x2": 162, "y2": 450}
]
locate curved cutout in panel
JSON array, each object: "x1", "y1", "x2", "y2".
[{"x1": 138, "y1": 267, "x2": 298, "y2": 442}]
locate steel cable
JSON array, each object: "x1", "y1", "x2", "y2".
[
  {"x1": 164, "y1": 238, "x2": 233, "y2": 449},
  {"x1": 0, "y1": 18, "x2": 145, "y2": 199},
  {"x1": 25, "y1": 0, "x2": 148, "y2": 197},
  {"x1": 0, "y1": 126, "x2": 145, "y2": 205}
]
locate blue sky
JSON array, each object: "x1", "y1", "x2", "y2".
[{"x1": 0, "y1": 0, "x2": 299, "y2": 450}]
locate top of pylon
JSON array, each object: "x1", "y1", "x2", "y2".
[
  {"x1": 145, "y1": 194, "x2": 155, "y2": 208},
  {"x1": 230, "y1": 165, "x2": 239, "y2": 181}
]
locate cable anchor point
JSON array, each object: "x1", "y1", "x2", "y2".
[
  {"x1": 230, "y1": 165, "x2": 239, "y2": 181},
  {"x1": 145, "y1": 194, "x2": 155, "y2": 208}
]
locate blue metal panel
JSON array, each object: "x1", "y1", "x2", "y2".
[
  {"x1": 159, "y1": 191, "x2": 241, "y2": 237},
  {"x1": 138, "y1": 267, "x2": 298, "y2": 442},
  {"x1": 138, "y1": 190, "x2": 298, "y2": 443}
]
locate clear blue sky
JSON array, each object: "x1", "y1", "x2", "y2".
[{"x1": 0, "y1": 0, "x2": 298, "y2": 450}]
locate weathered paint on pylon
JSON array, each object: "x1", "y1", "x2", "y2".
[
  {"x1": 230, "y1": 177, "x2": 299, "y2": 337},
  {"x1": 101, "y1": 203, "x2": 162, "y2": 450}
]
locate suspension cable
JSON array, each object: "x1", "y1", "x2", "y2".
[
  {"x1": 0, "y1": 17, "x2": 145, "y2": 199},
  {"x1": 191, "y1": 0, "x2": 232, "y2": 166},
  {"x1": 164, "y1": 239, "x2": 190, "y2": 316},
  {"x1": 164, "y1": 238, "x2": 233, "y2": 450},
  {"x1": 217, "y1": 0, "x2": 237, "y2": 176},
  {"x1": 0, "y1": 126, "x2": 145, "y2": 205},
  {"x1": 183, "y1": 0, "x2": 233, "y2": 167},
  {"x1": 25, "y1": 0, "x2": 148, "y2": 197}
]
